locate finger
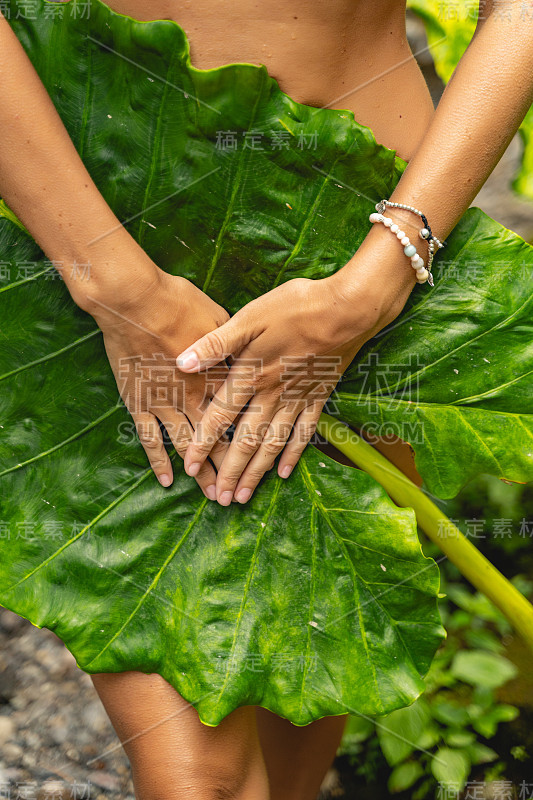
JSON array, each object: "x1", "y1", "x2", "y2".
[
  {"x1": 183, "y1": 367, "x2": 256, "y2": 477},
  {"x1": 176, "y1": 313, "x2": 255, "y2": 373},
  {"x1": 214, "y1": 396, "x2": 279, "y2": 506},
  {"x1": 277, "y1": 403, "x2": 323, "y2": 479},
  {"x1": 158, "y1": 408, "x2": 218, "y2": 501},
  {"x1": 232, "y1": 405, "x2": 302, "y2": 504},
  {"x1": 183, "y1": 394, "x2": 231, "y2": 474},
  {"x1": 132, "y1": 411, "x2": 174, "y2": 488}
]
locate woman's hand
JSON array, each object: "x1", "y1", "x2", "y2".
[
  {"x1": 175, "y1": 270, "x2": 404, "y2": 505},
  {"x1": 85, "y1": 266, "x2": 231, "y2": 499}
]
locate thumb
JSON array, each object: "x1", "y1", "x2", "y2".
[{"x1": 176, "y1": 314, "x2": 253, "y2": 372}]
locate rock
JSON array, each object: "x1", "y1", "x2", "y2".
[
  {"x1": 0, "y1": 609, "x2": 27, "y2": 633},
  {"x1": 21, "y1": 751, "x2": 37, "y2": 769},
  {"x1": 0, "y1": 715, "x2": 14, "y2": 746},
  {"x1": 319, "y1": 767, "x2": 344, "y2": 798},
  {"x1": 3, "y1": 766, "x2": 27, "y2": 782},
  {"x1": 2, "y1": 742, "x2": 23, "y2": 764},
  {"x1": 64, "y1": 748, "x2": 80, "y2": 763},
  {"x1": 0, "y1": 664, "x2": 19, "y2": 702},
  {"x1": 19, "y1": 663, "x2": 43, "y2": 684},
  {"x1": 24, "y1": 731, "x2": 41, "y2": 749},
  {"x1": 38, "y1": 780, "x2": 71, "y2": 800},
  {"x1": 84, "y1": 700, "x2": 109, "y2": 734},
  {"x1": 10, "y1": 694, "x2": 28, "y2": 710},
  {"x1": 89, "y1": 771, "x2": 121, "y2": 792},
  {"x1": 50, "y1": 725, "x2": 69, "y2": 746}
]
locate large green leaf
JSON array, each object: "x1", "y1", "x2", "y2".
[
  {"x1": 0, "y1": 0, "x2": 445, "y2": 726},
  {"x1": 0, "y1": 0, "x2": 529, "y2": 726},
  {"x1": 407, "y1": 0, "x2": 533, "y2": 203},
  {"x1": 334, "y1": 206, "x2": 533, "y2": 499}
]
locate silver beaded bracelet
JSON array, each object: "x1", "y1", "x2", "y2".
[{"x1": 369, "y1": 199, "x2": 446, "y2": 287}]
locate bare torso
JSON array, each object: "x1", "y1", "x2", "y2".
[
  {"x1": 94, "y1": 0, "x2": 431, "y2": 479},
  {"x1": 100, "y1": 0, "x2": 435, "y2": 162}
]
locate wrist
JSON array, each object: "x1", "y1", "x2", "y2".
[
  {"x1": 72, "y1": 239, "x2": 164, "y2": 324},
  {"x1": 31, "y1": 197, "x2": 160, "y2": 316},
  {"x1": 327, "y1": 224, "x2": 421, "y2": 334}
]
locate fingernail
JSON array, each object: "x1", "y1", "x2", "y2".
[
  {"x1": 205, "y1": 484, "x2": 217, "y2": 501},
  {"x1": 219, "y1": 490, "x2": 233, "y2": 506},
  {"x1": 235, "y1": 488, "x2": 252, "y2": 504},
  {"x1": 176, "y1": 351, "x2": 199, "y2": 370},
  {"x1": 158, "y1": 473, "x2": 172, "y2": 487},
  {"x1": 186, "y1": 462, "x2": 201, "y2": 477},
  {"x1": 280, "y1": 465, "x2": 293, "y2": 479}
]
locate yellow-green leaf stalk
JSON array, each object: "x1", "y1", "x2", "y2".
[{"x1": 318, "y1": 412, "x2": 533, "y2": 652}]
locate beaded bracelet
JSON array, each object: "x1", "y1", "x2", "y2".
[
  {"x1": 370, "y1": 199, "x2": 447, "y2": 287},
  {"x1": 369, "y1": 211, "x2": 432, "y2": 285}
]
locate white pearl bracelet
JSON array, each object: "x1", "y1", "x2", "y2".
[
  {"x1": 369, "y1": 212, "x2": 433, "y2": 285},
  {"x1": 373, "y1": 199, "x2": 447, "y2": 286}
]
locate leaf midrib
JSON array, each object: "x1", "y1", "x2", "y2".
[
  {"x1": 365, "y1": 294, "x2": 533, "y2": 396},
  {"x1": 0, "y1": 329, "x2": 100, "y2": 383},
  {"x1": 215, "y1": 479, "x2": 282, "y2": 703}
]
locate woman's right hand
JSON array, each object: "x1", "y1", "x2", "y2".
[{"x1": 83, "y1": 266, "x2": 231, "y2": 500}]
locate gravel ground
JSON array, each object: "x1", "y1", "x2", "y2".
[
  {"x1": 0, "y1": 608, "x2": 135, "y2": 799},
  {"x1": 0, "y1": 607, "x2": 343, "y2": 800}
]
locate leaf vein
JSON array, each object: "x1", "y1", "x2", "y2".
[{"x1": 84, "y1": 498, "x2": 209, "y2": 667}]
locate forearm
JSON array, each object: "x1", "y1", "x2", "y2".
[
  {"x1": 336, "y1": 2, "x2": 533, "y2": 314},
  {"x1": 0, "y1": 12, "x2": 158, "y2": 312}
]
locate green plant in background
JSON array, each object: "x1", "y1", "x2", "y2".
[
  {"x1": 338, "y1": 572, "x2": 529, "y2": 796},
  {"x1": 0, "y1": 0, "x2": 532, "y2": 734},
  {"x1": 406, "y1": 0, "x2": 533, "y2": 202}
]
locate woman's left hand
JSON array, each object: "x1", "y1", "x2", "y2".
[{"x1": 175, "y1": 269, "x2": 403, "y2": 505}]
